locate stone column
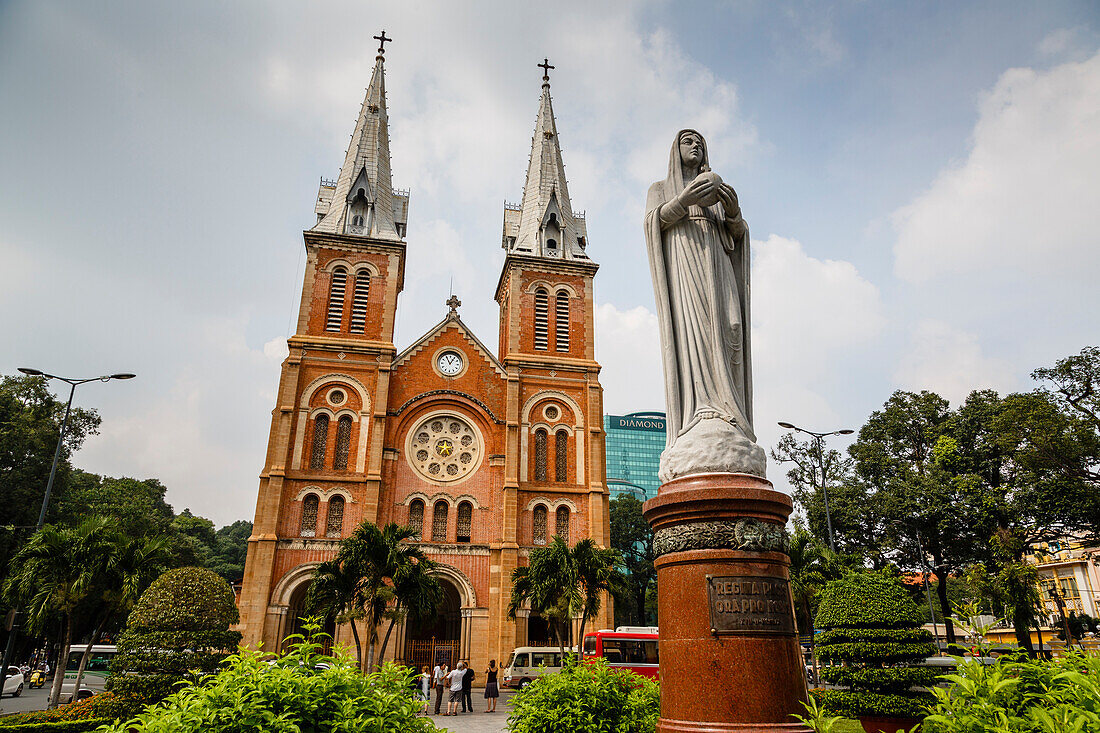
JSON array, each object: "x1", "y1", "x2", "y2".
[{"x1": 644, "y1": 473, "x2": 809, "y2": 733}]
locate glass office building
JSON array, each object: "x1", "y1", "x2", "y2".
[{"x1": 603, "y1": 411, "x2": 666, "y2": 501}]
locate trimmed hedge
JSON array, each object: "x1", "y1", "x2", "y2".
[
  {"x1": 814, "y1": 572, "x2": 935, "y2": 720},
  {"x1": 107, "y1": 567, "x2": 241, "y2": 715},
  {"x1": 0, "y1": 720, "x2": 112, "y2": 732}
]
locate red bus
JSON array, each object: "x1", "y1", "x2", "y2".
[{"x1": 580, "y1": 626, "x2": 659, "y2": 680}]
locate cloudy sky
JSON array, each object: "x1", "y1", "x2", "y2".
[{"x1": 2, "y1": 1, "x2": 1098, "y2": 525}]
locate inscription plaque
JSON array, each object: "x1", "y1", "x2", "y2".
[{"x1": 706, "y1": 575, "x2": 796, "y2": 636}]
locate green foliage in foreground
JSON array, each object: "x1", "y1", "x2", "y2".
[
  {"x1": 507, "y1": 658, "x2": 659, "y2": 733},
  {"x1": 0, "y1": 720, "x2": 112, "y2": 732},
  {"x1": 923, "y1": 651, "x2": 1100, "y2": 733},
  {"x1": 96, "y1": 623, "x2": 442, "y2": 733}
]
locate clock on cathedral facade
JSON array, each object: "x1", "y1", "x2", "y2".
[{"x1": 237, "y1": 43, "x2": 612, "y2": 673}]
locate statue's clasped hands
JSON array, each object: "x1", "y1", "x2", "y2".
[{"x1": 679, "y1": 172, "x2": 741, "y2": 220}]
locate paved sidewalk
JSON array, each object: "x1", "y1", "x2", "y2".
[{"x1": 425, "y1": 689, "x2": 515, "y2": 733}]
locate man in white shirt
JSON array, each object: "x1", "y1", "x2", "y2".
[{"x1": 446, "y1": 661, "x2": 466, "y2": 716}]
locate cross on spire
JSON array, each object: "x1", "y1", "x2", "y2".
[
  {"x1": 374, "y1": 30, "x2": 392, "y2": 55},
  {"x1": 538, "y1": 58, "x2": 554, "y2": 82},
  {"x1": 446, "y1": 294, "x2": 461, "y2": 316}
]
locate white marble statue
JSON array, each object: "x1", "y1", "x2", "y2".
[{"x1": 644, "y1": 129, "x2": 766, "y2": 481}]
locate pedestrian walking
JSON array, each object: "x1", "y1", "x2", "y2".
[
  {"x1": 462, "y1": 659, "x2": 475, "y2": 712},
  {"x1": 484, "y1": 659, "x2": 499, "y2": 712},
  {"x1": 433, "y1": 663, "x2": 448, "y2": 715}
]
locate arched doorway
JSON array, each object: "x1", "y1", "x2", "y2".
[
  {"x1": 404, "y1": 576, "x2": 461, "y2": 670},
  {"x1": 282, "y1": 582, "x2": 336, "y2": 655}
]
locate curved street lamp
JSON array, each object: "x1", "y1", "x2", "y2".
[{"x1": 777, "y1": 421, "x2": 854, "y2": 553}]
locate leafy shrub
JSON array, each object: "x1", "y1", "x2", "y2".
[
  {"x1": 0, "y1": 693, "x2": 121, "y2": 725},
  {"x1": 95, "y1": 621, "x2": 442, "y2": 733},
  {"x1": 0, "y1": 720, "x2": 112, "y2": 732},
  {"x1": 507, "y1": 657, "x2": 659, "y2": 733},
  {"x1": 923, "y1": 650, "x2": 1100, "y2": 733},
  {"x1": 106, "y1": 567, "x2": 241, "y2": 715},
  {"x1": 814, "y1": 572, "x2": 935, "y2": 720}
]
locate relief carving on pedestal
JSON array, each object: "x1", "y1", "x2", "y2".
[{"x1": 653, "y1": 518, "x2": 787, "y2": 557}]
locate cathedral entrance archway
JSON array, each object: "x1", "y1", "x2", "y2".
[
  {"x1": 404, "y1": 575, "x2": 462, "y2": 670},
  {"x1": 283, "y1": 582, "x2": 336, "y2": 655}
]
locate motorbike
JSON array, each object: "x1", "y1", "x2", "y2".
[{"x1": 28, "y1": 669, "x2": 46, "y2": 689}]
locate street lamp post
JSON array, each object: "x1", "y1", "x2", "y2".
[
  {"x1": 777, "y1": 422, "x2": 854, "y2": 553},
  {"x1": 0, "y1": 368, "x2": 135, "y2": 698}
]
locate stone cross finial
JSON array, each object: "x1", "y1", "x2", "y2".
[
  {"x1": 446, "y1": 295, "x2": 461, "y2": 315},
  {"x1": 538, "y1": 58, "x2": 554, "y2": 82},
  {"x1": 374, "y1": 31, "x2": 392, "y2": 55}
]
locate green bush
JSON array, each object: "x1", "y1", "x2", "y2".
[
  {"x1": 106, "y1": 567, "x2": 241, "y2": 715},
  {"x1": 507, "y1": 658, "x2": 659, "y2": 733},
  {"x1": 95, "y1": 621, "x2": 442, "y2": 733},
  {"x1": 923, "y1": 651, "x2": 1100, "y2": 733},
  {"x1": 813, "y1": 572, "x2": 935, "y2": 720},
  {"x1": 0, "y1": 692, "x2": 121, "y2": 726},
  {"x1": 0, "y1": 720, "x2": 112, "y2": 732}
]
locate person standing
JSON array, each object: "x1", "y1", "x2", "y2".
[
  {"x1": 433, "y1": 663, "x2": 448, "y2": 715},
  {"x1": 419, "y1": 666, "x2": 431, "y2": 715},
  {"x1": 484, "y1": 659, "x2": 499, "y2": 712},
  {"x1": 462, "y1": 660, "x2": 475, "y2": 713},
  {"x1": 446, "y1": 662, "x2": 466, "y2": 716}
]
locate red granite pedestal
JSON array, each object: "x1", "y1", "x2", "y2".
[{"x1": 643, "y1": 473, "x2": 810, "y2": 733}]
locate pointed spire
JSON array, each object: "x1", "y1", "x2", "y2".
[
  {"x1": 313, "y1": 35, "x2": 402, "y2": 241},
  {"x1": 503, "y1": 60, "x2": 591, "y2": 261}
]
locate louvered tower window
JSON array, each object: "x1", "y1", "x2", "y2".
[
  {"x1": 555, "y1": 290, "x2": 570, "y2": 351},
  {"x1": 309, "y1": 414, "x2": 330, "y2": 469},
  {"x1": 555, "y1": 431, "x2": 568, "y2": 482},
  {"x1": 534, "y1": 429, "x2": 548, "y2": 481},
  {"x1": 534, "y1": 288, "x2": 549, "y2": 350},
  {"x1": 326, "y1": 267, "x2": 347, "y2": 332},
  {"x1": 533, "y1": 505, "x2": 548, "y2": 545},
  {"x1": 349, "y1": 270, "x2": 370, "y2": 333},
  {"x1": 556, "y1": 506, "x2": 571, "y2": 542},
  {"x1": 431, "y1": 501, "x2": 449, "y2": 542},
  {"x1": 300, "y1": 494, "x2": 319, "y2": 537},
  {"x1": 333, "y1": 416, "x2": 352, "y2": 470},
  {"x1": 409, "y1": 500, "x2": 425, "y2": 540},
  {"x1": 325, "y1": 495, "x2": 345, "y2": 537},
  {"x1": 456, "y1": 502, "x2": 472, "y2": 543}
]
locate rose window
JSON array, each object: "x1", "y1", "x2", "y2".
[{"x1": 408, "y1": 414, "x2": 480, "y2": 483}]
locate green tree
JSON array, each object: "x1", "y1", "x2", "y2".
[
  {"x1": 608, "y1": 495, "x2": 656, "y2": 626},
  {"x1": 54, "y1": 473, "x2": 175, "y2": 539},
  {"x1": 572, "y1": 538, "x2": 624, "y2": 651},
  {"x1": 509, "y1": 537, "x2": 578, "y2": 657},
  {"x1": 3, "y1": 517, "x2": 118, "y2": 708},
  {"x1": 305, "y1": 557, "x2": 368, "y2": 667},
  {"x1": 377, "y1": 558, "x2": 442, "y2": 664},
  {"x1": 210, "y1": 520, "x2": 253, "y2": 581}
]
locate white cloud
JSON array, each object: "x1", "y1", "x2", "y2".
[
  {"x1": 893, "y1": 51, "x2": 1100, "y2": 285},
  {"x1": 595, "y1": 303, "x2": 663, "y2": 416},
  {"x1": 894, "y1": 320, "x2": 1017, "y2": 404}
]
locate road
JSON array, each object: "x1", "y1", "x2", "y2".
[{"x1": 0, "y1": 684, "x2": 51, "y2": 715}]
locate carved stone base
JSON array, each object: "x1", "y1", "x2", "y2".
[
  {"x1": 659, "y1": 417, "x2": 767, "y2": 483},
  {"x1": 644, "y1": 474, "x2": 810, "y2": 733}
]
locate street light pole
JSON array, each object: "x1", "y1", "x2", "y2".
[
  {"x1": 0, "y1": 368, "x2": 135, "y2": 698},
  {"x1": 777, "y1": 422, "x2": 854, "y2": 554}
]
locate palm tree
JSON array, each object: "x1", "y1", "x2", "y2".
[
  {"x1": 305, "y1": 556, "x2": 368, "y2": 665},
  {"x1": 3, "y1": 518, "x2": 118, "y2": 708},
  {"x1": 572, "y1": 538, "x2": 624, "y2": 656},
  {"x1": 377, "y1": 558, "x2": 442, "y2": 664},
  {"x1": 71, "y1": 535, "x2": 171, "y2": 695}
]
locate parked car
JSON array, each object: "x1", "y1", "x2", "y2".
[
  {"x1": 501, "y1": 646, "x2": 578, "y2": 689},
  {"x1": 3, "y1": 667, "x2": 24, "y2": 697}
]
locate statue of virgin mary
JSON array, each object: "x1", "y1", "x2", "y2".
[{"x1": 644, "y1": 129, "x2": 766, "y2": 481}]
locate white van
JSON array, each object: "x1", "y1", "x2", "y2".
[
  {"x1": 501, "y1": 646, "x2": 576, "y2": 689},
  {"x1": 61, "y1": 644, "x2": 117, "y2": 702}
]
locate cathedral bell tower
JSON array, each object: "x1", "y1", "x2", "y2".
[
  {"x1": 491, "y1": 60, "x2": 610, "y2": 654},
  {"x1": 239, "y1": 34, "x2": 409, "y2": 651}
]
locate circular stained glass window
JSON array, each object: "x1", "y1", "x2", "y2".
[
  {"x1": 406, "y1": 414, "x2": 482, "y2": 483},
  {"x1": 543, "y1": 404, "x2": 560, "y2": 421},
  {"x1": 329, "y1": 389, "x2": 346, "y2": 406}
]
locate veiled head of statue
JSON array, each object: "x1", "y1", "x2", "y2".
[
  {"x1": 669, "y1": 129, "x2": 711, "y2": 189},
  {"x1": 678, "y1": 130, "x2": 706, "y2": 169}
]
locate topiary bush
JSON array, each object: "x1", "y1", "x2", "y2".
[
  {"x1": 95, "y1": 621, "x2": 442, "y2": 733},
  {"x1": 106, "y1": 567, "x2": 241, "y2": 715},
  {"x1": 508, "y1": 658, "x2": 660, "y2": 733},
  {"x1": 814, "y1": 572, "x2": 938, "y2": 721}
]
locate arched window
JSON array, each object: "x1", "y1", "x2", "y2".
[
  {"x1": 534, "y1": 428, "x2": 548, "y2": 481},
  {"x1": 533, "y1": 505, "x2": 548, "y2": 545},
  {"x1": 456, "y1": 501, "x2": 473, "y2": 543},
  {"x1": 534, "y1": 288, "x2": 549, "y2": 350},
  {"x1": 409, "y1": 499, "x2": 425, "y2": 540},
  {"x1": 555, "y1": 290, "x2": 570, "y2": 351},
  {"x1": 333, "y1": 415, "x2": 352, "y2": 470},
  {"x1": 326, "y1": 267, "x2": 347, "y2": 332},
  {"x1": 350, "y1": 270, "x2": 370, "y2": 333},
  {"x1": 325, "y1": 495, "x2": 345, "y2": 538},
  {"x1": 431, "y1": 501, "x2": 449, "y2": 542},
  {"x1": 556, "y1": 506, "x2": 571, "y2": 542},
  {"x1": 555, "y1": 430, "x2": 568, "y2": 482},
  {"x1": 309, "y1": 414, "x2": 330, "y2": 470},
  {"x1": 300, "y1": 494, "x2": 319, "y2": 537}
]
